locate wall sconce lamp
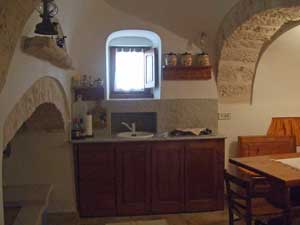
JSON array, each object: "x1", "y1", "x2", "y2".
[{"x1": 35, "y1": 0, "x2": 59, "y2": 35}]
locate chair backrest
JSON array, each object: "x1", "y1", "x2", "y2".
[
  {"x1": 238, "y1": 135, "x2": 296, "y2": 157},
  {"x1": 224, "y1": 170, "x2": 253, "y2": 218}
]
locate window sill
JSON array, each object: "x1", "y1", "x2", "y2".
[{"x1": 110, "y1": 92, "x2": 154, "y2": 99}]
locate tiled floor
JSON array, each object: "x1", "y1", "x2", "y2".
[
  {"x1": 47, "y1": 210, "x2": 229, "y2": 225},
  {"x1": 47, "y1": 211, "x2": 300, "y2": 225},
  {"x1": 4, "y1": 207, "x2": 21, "y2": 225}
]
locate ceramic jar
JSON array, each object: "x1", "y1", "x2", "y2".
[
  {"x1": 164, "y1": 53, "x2": 177, "y2": 66},
  {"x1": 196, "y1": 53, "x2": 210, "y2": 67},
  {"x1": 180, "y1": 52, "x2": 193, "y2": 66}
]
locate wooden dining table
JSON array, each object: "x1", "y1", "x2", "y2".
[
  {"x1": 229, "y1": 152, "x2": 300, "y2": 223},
  {"x1": 230, "y1": 152, "x2": 300, "y2": 187}
]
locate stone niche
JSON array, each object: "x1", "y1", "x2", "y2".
[
  {"x1": 3, "y1": 102, "x2": 75, "y2": 219},
  {"x1": 23, "y1": 103, "x2": 65, "y2": 131},
  {"x1": 3, "y1": 77, "x2": 70, "y2": 149}
]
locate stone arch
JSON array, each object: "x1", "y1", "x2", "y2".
[
  {"x1": 216, "y1": 0, "x2": 300, "y2": 103},
  {"x1": 0, "y1": 0, "x2": 40, "y2": 93},
  {"x1": 3, "y1": 76, "x2": 70, "y2": 148},
  {"x1": 24, "y1": 103, "x2": 65, "y2": 131}
]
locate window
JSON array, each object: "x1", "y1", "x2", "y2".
[
  {"x1": 106, "y1": 30, "x2": 161, "y2": 99},
  {"x1": 109, "y1": 47, "x2": 157, "y2": 98}
]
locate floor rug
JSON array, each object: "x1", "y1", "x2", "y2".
[{"x1": 106, "y1": 219, "x2": 168, "y2": 225}]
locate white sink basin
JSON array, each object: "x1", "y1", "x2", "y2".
[{"x1": 117, "y1": 131, "x2": 154, "y2": 139}]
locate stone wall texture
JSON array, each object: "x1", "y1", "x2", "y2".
[
  {"x1": 2, "y1": 0, "x2": 300, "y2": 104},
  {"x1": 102, "y1": 99, "x2": 219, "y2": 134},
  {"x1": 3, "y1": 77, "x2": 70, "y2": 148},
  {"x1": 0, "y1": 0, "x2": 39, "y2": 93},
  {"x1": 216, "y1": 0, "x2": 300, "y2": 103},
  {"x1": 24, "y1": 103, "x2": 65, "y2": 131}
]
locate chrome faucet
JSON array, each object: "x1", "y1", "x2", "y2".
[{"x1": 121, "y1": 122, "x2": 136, "y2": 134}]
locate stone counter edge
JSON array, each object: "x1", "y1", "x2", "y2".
[{"x1": 71, "y1": 135, "x2": 226, "y2": 144}]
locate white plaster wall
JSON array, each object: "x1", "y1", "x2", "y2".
[
  {"x1": 219, "y1": 26, "x2": 300, "y2": 167},
  {"x1": 70, "y1": 0, "x2": 218, "y2": 100},
  {"x1": 3, "y1": 131, "x2": 76, "y2": 213},
  {"x1": 0, "y1": 0, "x2": 86, "y2": 134},
  {"x1": 0, "y1": 1, "x2": 240, "y2": 222},
  {"x1": 0, "y1": 0, "x2": 85, "y2": 222}
]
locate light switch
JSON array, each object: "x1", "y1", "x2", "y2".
[{"x1": 218, "y1": 113, "x2": 231, "y2": 120}]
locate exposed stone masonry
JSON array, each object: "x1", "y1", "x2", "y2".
[
  {"x1": 24, "y1": 103, "x2": 65, "y2": 131},
  {"x1": 3, "y1": 77, "x2": 70, "y2": 148},
  {"x1": 216, "y1": 0, "x2": 300, "y2": 103},
  {"x1": 2, "y1": 0, "x2": 300, "y2": 105},
  {"x1": 0, "y1": 0, "x2": 39, "y2": 93},
  {"x1": 23, "y1": 36, "x2": 73, "y2": 69}
]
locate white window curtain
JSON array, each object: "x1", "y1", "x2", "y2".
[{"x1": 114, "y1": 48, "x2": 145, "y2": 91}]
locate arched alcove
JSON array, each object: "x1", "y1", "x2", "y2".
[
  {"x1": 252, "y1": 26, "x2": 300, "y2": 105},
  {"x1": 3, "y1": 102, "x2": 76, "y2": 221},
  {"x1": 3, "y1": 76, "x2": 70, "y2": 149},
  {"x1": 2, "y1": 78, "x2": 75, "y2": 223},
  {"x1": 22, "y1": 103, "x2": 65, "y2": 131},
  {"x1": 216, "y1": 0, "x2": 300, "y2": 103}
]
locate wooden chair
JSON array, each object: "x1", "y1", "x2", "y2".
[
  {"x1": 237, "y1": 136, "x2": 296, "y2": 197},
  {"x1": 224, "y1": 170, "x2": 288, "y2": 225}
]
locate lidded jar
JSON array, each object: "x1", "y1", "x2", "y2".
[
  {"x1": 164, "y1": 53, "x2": 177, "y2": 66},
  {"x1": 180, "y1": 52, "x2": 193, "y2": 66},
  {"x1": 196, "y1": 53, "x2": 210, "y2": 67}
]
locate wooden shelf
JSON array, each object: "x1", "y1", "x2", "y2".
[
  {"x1": 73, "y1": 86, "x2": 104, "y2": 101},
  {"x1": 163, "y1": 66, "x2": 212, "y2": 80},
  {"x1": 23, "y1": 36, "x2": 73, "y2": 69}
]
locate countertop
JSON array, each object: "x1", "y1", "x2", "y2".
[{"x1": 71, "y1": 133, "x2": 226, "y2": 144}]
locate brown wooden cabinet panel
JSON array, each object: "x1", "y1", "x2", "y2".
[
  {"x1": 77, "y1": 144, "x2": 116, "y2": 217},
  {"x1": 151, "y1": 142, "x2": 185, "y2": 213},
  {"x1": 116, "y1": 142, "x2": 151, "y2": 215},
  {"x1": 185, "y1": 140, "x2": 224, "y2": 212},
  {"x1": 74, "y1": 138, "x2": 225, "y2": 217},
  {"x1": 78, "y1": 181, "x2": 116, "y2": 217}
]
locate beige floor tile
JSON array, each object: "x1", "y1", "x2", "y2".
[{"x1": 47, "y1": 211, "x2": 229, "y2": 225}]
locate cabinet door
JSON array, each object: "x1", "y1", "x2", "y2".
[
  {"x1": 151, "y1": 142, "x2": 185, "y2": 213},
  {"x1": 77, "y1": 144, "x2": 116, "y2": 217},
  {"x1": 116, "y1": 142, "x2": 151, "y2": 215},
  {"x1": 185, "y1": 140, "x2": 224, "y2": 212}
]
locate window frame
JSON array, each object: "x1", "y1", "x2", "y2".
[{"x1": 109, "y1": 46, "x2": 155, "y2": 99}]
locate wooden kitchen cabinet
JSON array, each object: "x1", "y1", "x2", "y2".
[
  {"x1": 74, "y1": 138, "x2": 225, "y2": 217},
  {"x1": 116, "y1": 142, "x2": 151, "y2": 215},
  {"x1": 151, "y1": 142, "x2": 185, "y2": 213},
  {"x1": 75, "y1": 144, "x2": 116, "y2": 217},
  {"x1": 185, "y1": 140, "x2": 224, "y2": 211}
]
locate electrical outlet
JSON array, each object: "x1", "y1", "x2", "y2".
[{"x1": 218, "y1": 113, "x2": 231, "y2": 120}]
